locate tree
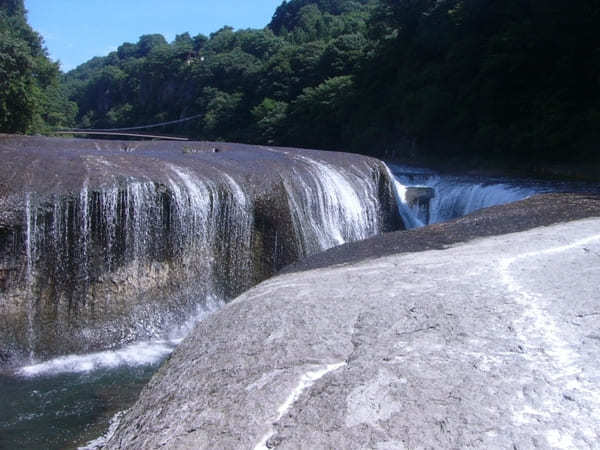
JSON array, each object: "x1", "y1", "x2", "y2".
[
  {"x1": 251, "y1": 98, "x2": 288, "y2": 143},
  {"x1": 287, "y1": 75, "x2": 356, "y2": 148},
  {"x1": 0, "y1": 0, "x2": 75, "y2": 133}
]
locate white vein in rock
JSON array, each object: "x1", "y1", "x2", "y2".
[{"x1": 254, "y1": 362, "x2": 346, "y2": 450}]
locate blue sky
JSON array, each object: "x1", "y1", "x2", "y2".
[{"x1": 25, "y1": 0, "x2": 284, "y2": 72}]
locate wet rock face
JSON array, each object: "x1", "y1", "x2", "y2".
[{"x1": 0, "y1": 135, "x2": 402, "y2": 366}]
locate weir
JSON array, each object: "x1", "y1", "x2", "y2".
[{"x1": 0, "y1": 136, "x2": 401, "y2": 367}]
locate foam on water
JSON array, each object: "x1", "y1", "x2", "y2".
[
  {"x1": 17, "y1": 296, "x2": 224, "y2": 378},
  {"x1": 18, "y1": 341, "x2": 176, "y2": 377}
]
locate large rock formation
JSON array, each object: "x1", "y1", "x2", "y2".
[
  {"x1": 0, "y1": 135, "x2": 402, "y2": 366},
  {"x1": 105, "y1": 194, "x2": 600, "y2": 449}
]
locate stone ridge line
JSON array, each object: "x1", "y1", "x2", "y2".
[
  {"x1": 254, "y1": 362, "x2": 347, "y2": 450},
  {"x1": 499, "y1": 231, "x2": 600, "y2": 448}
]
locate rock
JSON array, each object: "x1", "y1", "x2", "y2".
[
  {"x1": 0, "y1": 135, "x2": 402, "y2": 366},
  {"x1": 404, "y1": 186, "x2": 435, "y2": 206},
  {"x1": 404, "y1": 186, "x2": 435, "y2": 223},
  {"x1": 105, "y1": 206, "x2": 600, "y2": 449}
]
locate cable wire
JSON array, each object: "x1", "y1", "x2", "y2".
[{"x1": 63, "y1": 113, "x2": 204, "y2": 132}]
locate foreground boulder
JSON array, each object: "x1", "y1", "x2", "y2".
[
  {"x1": 106, "y1": 194, "x2": 600, "y2": 449},
  {"x1": 0, "y1": 135, "x2": 401, "y2": 366}
]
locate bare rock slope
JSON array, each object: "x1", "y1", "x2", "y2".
[{"x1": 107, "y1": 194, "x2": 600, "y2": 449}]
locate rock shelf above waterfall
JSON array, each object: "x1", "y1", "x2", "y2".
[{"x1": 0, "y1": 135, "x2": 402, "y2": 367}]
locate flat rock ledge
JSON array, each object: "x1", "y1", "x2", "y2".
[{"x1": 106, "y1": 193, "x2": 600, "y2": 449}]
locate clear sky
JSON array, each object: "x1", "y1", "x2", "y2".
[{"x1": 25, "y1": 0, "x2": 284, "y2": 72}]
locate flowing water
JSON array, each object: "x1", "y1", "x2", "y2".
[
  {"x1": 3, "y1": 158, "x2": 596, "y2": 449},
  {"x1": 387, "y1": 164, "x2": 597, "y2": 228},
  {"x1": 1, "y1": 355, "x2": 164, "y2": 449},
  {"x1": 284, "y1": 155, "x2": 381, "y2": 252},
  {"x1": 1, "y1": 154, "x2": 392, "y2": 449},
  {"x1": 0, "y1": 297, "x2": 223, "y2": 449}
]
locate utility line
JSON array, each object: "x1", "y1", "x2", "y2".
[
  {"x1": 55, "y1": 131, "x2": 189, "y2": 141},
  {"x1": 63, "y1": 113, "x2": 204, "y2": 132}
]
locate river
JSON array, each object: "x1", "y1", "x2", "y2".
[{"x1": 1, "y1": 163, "x2": 596, "y2": 449}]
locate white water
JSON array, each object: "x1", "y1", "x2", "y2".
[
  {"x1": 426, "y1": 176, "x2": 538, "y2": 224},
  {"x1": 17, "y1": 154, "x2": 389, "y2": 372},
  {"x1": 18, "y1": 296, "x2": 224, "y2": 377},
  {"x1": 168, "y1": 167, "x2": 214, "y2": 252},
  {"x1": 17, "y1": 159, "x2": 551, "y2": 366},
  {"x1": 100, "y1": 186, "x2": 119, "y2": 270},
  {"x1": 384, "y1": 166, "x2": 424, "y2": 229},
  {"x1": 25, "y1": 193, "x2": 35, "y2": 362},
  {"x1": 79, "y1": 182, "x2": 90, "y2": 283},
  {"x1": 388, "y1": 164, "x2": 542, "y2": 227},
  {"x1": 18, "y1": 164, "x2": 255, "y2": 361},
  {"x1": 284, "y1": 155, "x2": 380, "y2": 253},
  {"x1": 18, "y1": 341, "x2": 177, "y2": 377}
]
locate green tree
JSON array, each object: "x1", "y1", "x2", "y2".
[
  {"x1": 202, "y1": 87, "x2": 244, "y2": 139},
  {"x1": 287, "y1": 75, "x2": 356, "y2": 148},
  {"x1": 251, "y1": 98, "x2": 288, "y2": 143},
  {"x1": 0, "y1": 0, "x2": 75, "y2": 133}
]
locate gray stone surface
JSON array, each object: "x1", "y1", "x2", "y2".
[{"x1": 107, "y1": 217, "x2": 600, "y2": 449}]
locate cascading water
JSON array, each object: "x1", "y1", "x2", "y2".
[
  {"x1": 6, "y1": 155, "x2": 392, "y2": 362},
  {"x1": 11, "y1": 165, "x2": 256, "y2": 365},
  {"x1": 1, "y1": 171, "x2": 254, "y2": 449},
  {"x1": 0, "y1": 139, "x2": 401, "y2": 450},
  {"x1": 388, "y1": 164, "x2": 545, "y2": 227},
  {"x1": 384, "y1": 166, "x2": 425, "y2": 229},
  {"x1": 427, "y1": 178, "x2": 539, "y2": 224},
  {"x1": 25, "y1": 193, "x2": 35, "y2": 362},
  {"x1": 4, "y1": 149, "x2": 397, "y2": 370},
  {"x1": 283, "y1": 155, "x2": 382, "y2": 253}
]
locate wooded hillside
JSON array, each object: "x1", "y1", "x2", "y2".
[{"x1": 2, "y1": 0, "x2": 599, "y2": 170}]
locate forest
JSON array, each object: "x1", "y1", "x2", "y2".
[{"x1": 1, "y1": 0, "x2": 599, "y2": 170}]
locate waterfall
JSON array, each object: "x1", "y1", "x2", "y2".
[
  {"x1": 388, "y1": 164, "x2": 543, "y2": 228},
  {"x1": 283, "y1": 155, "x2": 382, "y2": 254},
  {"x1": 8, "y1": 151, "x2": 396, "y2": 365},
  {"x1": 427, "y1": 178, "x2": 538, "y2": 224},
  {"x1": 384, "y1": 166, "x2": 424, "y2": 229},
  {"x1": 25, "y1": 193, "x2": 35, "y2": 362},
  {"x1": 17, "y1": 171, "x2": 249, "y2": 362}
]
